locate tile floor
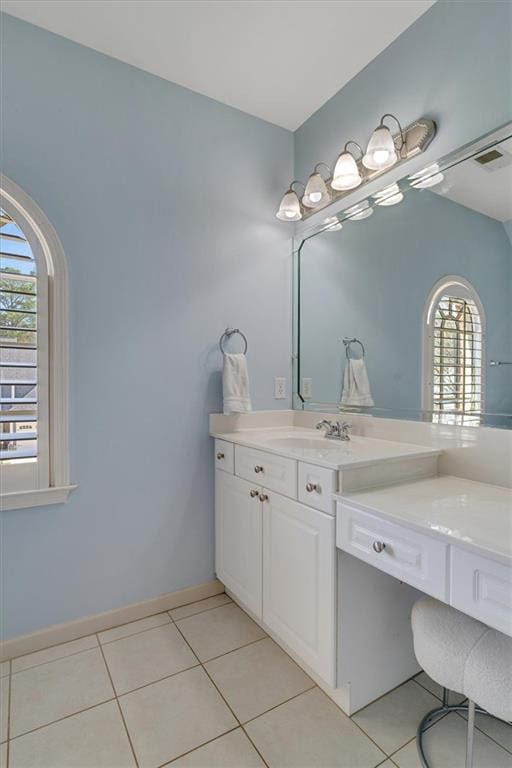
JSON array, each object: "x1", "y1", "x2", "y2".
[{"x1": 1, "y1": 594, "x2": 511, "y2": 768}]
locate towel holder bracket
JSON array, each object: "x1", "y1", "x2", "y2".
[
  {"x1": 219, "y1": 328, "x2": 248, "y2": 355},
  {"x1": 342, "y1": 337, "x2": 365, "y2": 360}
]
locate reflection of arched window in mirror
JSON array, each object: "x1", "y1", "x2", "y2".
[{"x1": 423, "y1": 276, "x2": 485, "y2": 426}]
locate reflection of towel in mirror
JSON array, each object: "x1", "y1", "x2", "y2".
[
  {"x1": 341, "y1": 358, "x2": 374, "y2": 407},
  {"x1": 223, "y1": 353, "x2": 252, "y2": 414}
]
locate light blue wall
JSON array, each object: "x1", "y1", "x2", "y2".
[
  {"x1": 295, "y1": 0, "x2": 512, "y2": 182},
  {"x1": 299, "y1": 190, "x2": 512, "y2": 415},
  {"x1": 0, "y1": 14, "x2": 293, "y2": 639}
]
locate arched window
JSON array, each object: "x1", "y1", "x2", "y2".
[
  {"x1": 423, "y1": 276, "x2": 485, "y2": 426},
  {"x1": 1, "y1": 178, "x2": 73, "y2": 509}
]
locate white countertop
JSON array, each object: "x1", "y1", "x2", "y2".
[
  {"x1": 211, "y1": 427, "x2": 441, "y2": 471},
  {"x1": 337, "y1": 475, "x2": 512, "y2": 564}
]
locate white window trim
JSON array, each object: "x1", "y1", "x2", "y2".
[
  {"x1": 1, "y1": 176, "x2": 76, "y2": 510},
  {"x1": 422, "y1": 274, "x2": 486, "y2": 414}
]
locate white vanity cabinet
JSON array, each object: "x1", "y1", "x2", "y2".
[
  {"x1": 215, "y1": 471, "x2": 263, "y2": 617},
  {"x1": 214, "y1": 442, "x2": 337, "y2": 686},
  {"x1": 262, "y1": 491, "x2": 335, "y2": 685}
]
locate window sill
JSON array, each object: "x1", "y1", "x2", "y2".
[{"x1": 0, "y1": 485, "x2": 78, "y2": 511}]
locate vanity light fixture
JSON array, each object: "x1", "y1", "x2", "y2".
[
  {"x1": 331, "y1": 142, "x2": 364, "y2": 191},
  {"x1": 276, "y1": 181, "x2": 305, "y2": 221},
  {"x1": 344, "y1": 200, "x2": 373, "y2": 221},
  {"x1": 363, "y1": 114, "x2": 405, "y2": 171},
  {"x1": 373, "y1": 182, "x2": 404, "y2": 206},
  {"x1": 275, "y1": 114, "x2": 436, "y2": 222},
  {"x1": 303, "y1": 163, "x2": 331, "y2": 208},
  {"x1": 409, "y1": 163, "x2": 445, "y2": 189}
]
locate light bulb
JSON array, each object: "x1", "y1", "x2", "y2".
[
  {"x1": 323, "y1": 216, "x2": 343, "y2": 231},
  {"x1": 373, "y1": 183, "x2": 403, "y2": 206},
  {"x1": 331, "y1": 151, "x2": 362, "y2": 191},
  {"x1": 303, "y1": 172, "x2": 330, "y2": 208},
  {"x1": 344, "y1": 200, "x2": 373, "y2": 221},
  {"x1": 409, "y1": 163, "x2": 445, "y2": 189},
  {"x1": 363, "y1": 125, "x2": 398, "y2": 170},
  {"x1": 276, "y1": 189, "x2": 302, "y2": 221}
]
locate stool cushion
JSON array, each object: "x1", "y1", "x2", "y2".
[
  {"x1": 411, "y1": 597, "x2": 488, "y2": 695},
  {"x1": 465, "y1": 628, "x2": 512, "y2": 722}
]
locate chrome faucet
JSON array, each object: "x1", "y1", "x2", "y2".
[{"x1": 316, "y1": 419, "x2": 352, "y2": 441}]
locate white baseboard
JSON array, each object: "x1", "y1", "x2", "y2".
[{"x1": 1, "y1": 579, "x2": 224, "y2": 662}]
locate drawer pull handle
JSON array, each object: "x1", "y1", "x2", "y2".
[
  {"x1": 216, "y1": 452, "x2": 225, "y2": 460},
  {"x1": 259, "y1": 493, "x2": 269, "y2": 502},
  {"x1": 372, "y1": 541, "x2": 386, "y2": 554},
  {"x1": 306, "y1": 482, "x2": 319, "y2": 493},
  {"x1": 250, "y1": 489, "x2": 259, "y2": 498},
  {"x1": 254, "y1": 465, "x2": 264, "y2": 473}
]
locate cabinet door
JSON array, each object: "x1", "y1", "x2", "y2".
[
  {"x1": 263, "y1": 492, "x2": 335, "y2": 685},
  {"x1": 215, "y1": 471, "x2": 262, "y2": 618}
]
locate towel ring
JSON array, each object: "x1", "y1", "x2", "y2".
[
  {"x1": 219, "y1": 328, "x2": 248, "y2": 354},
  {"x1": 342, "y1": 337, "x2": 365, "y2": 359}
]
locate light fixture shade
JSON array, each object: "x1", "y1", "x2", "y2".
[
  {"x1": 345, "y1": 200, "x2": 373, "y2": 221},
  {"x1": 276, "y1": 189, "x2": 302, "y2": 221},
  {"x1": 373, "y1": 183, "x2": 403, "y2": 206},
  {"x1": 409, "y1": 163, "x2": 444, "y2": 189},
  {"x1": 323, "y1": 216, "x2": 343, "y2": 231},
  {"x1": 302, "y1": 172, "x2": 330, "y2": 208},
  {"x1": 363, "y1": 126, "x2": 398, "y2": 170},
  {"x1": 331, "y1": 152, "x2": 362, "y2": 191}
]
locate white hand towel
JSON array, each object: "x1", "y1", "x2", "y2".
[
  {"x1": 223, "y1": 353, "x2": 252, "y2": 414},
  {"x1": 341, "y1": 358, "x2": 374, "y2": 407}
]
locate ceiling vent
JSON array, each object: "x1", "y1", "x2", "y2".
[{"x1": 472, "y1": 143, "x2": 512, "y2": 173}]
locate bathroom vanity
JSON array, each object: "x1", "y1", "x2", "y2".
[{"x1": 210, "y1": 420, "x2": 444, "y2": 713}]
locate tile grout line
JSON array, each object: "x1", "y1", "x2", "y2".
[
  {"x1": 453, "y1": 708, "x2": 512, "y2": 756},
  {"x1": 8, "y1": 641, "x2": 100, "y2": 677},
  {"x1": 171, "y1": 616, "x2": 271, "y2": 768},
  {"x1": 241, "y1": 684, "x2": 317, "y2": 727},
  {"x1": 167, "y1": 598, "x2": 232, "y2": 622},
  {"x1": 156, "y1": 726, "x2": 241, "y2": 768},
  {"x1": 95, "y1": 633, "x2": 140, "y2": 768},
  {"x1": 7, "y1": 697, "x2": 117, "y2": 743}
]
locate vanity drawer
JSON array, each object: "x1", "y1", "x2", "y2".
[
  {"x1": 298, "y1": 462, "x2": 337, "y2": 515},
  {"x1": 450, "y1": 548, "x2": 512, "y2": 636},
  {"x1": 235, "y1": 445, "x2": 297, "y2": 498},
  {"x1": 214, "y1": 439, "x2": 234, "y2": 474},
  {"x1": 337, "y1": 502, "x2": 448, "y2": 600}
]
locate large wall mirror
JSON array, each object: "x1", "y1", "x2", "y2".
[{"x1": 294, "y1": 124, "x2": 512, "y2": 428}]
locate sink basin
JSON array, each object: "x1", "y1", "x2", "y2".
[{"x1": 265, "y1": 437, "x2": 338, "y2": 451}]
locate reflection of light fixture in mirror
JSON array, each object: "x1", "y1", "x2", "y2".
[
  {"x1": 276, "y1": 181, "x2": 305, "y2": 221},
  {"x1": 331, "y1": 142, "x2": 363, "y2": 191},
  {"x1": 363, "y1": 114, "x2": 405, "y2": 171},
  {"x1": 323, "y1": 216, "x2": 343, "y2": 231},
  {"x1": 302, "y1": 163, "x2": 331, "y2": 208},
  {"x1": 373, "y1": 183, "x2": 404, "y2": 206},
  {"x1": 409, "y1": 163, "x2": 444, "y2": 189},
  {"x1": 345, "y1": 200, "x2": 373, "y2": 221}
]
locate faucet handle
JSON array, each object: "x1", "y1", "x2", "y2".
[{"x1": 316, "y1": 419, "x2": 332, "y2": 430}]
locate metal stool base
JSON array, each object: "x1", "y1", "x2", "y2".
[{"x1": 416, "y1": 698, "x2": 490, "y2": 768}]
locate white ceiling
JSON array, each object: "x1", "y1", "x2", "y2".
[
  {"x1": 436, "y1": 138, "x2": 512, "y2": 222},
  {"x1": 2, "y1": 0, "x2": 434, "y2": 130}
]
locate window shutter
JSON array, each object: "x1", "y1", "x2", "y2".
[{"x1": 0, "y1": 210, "x2": 38, "y2": 462}]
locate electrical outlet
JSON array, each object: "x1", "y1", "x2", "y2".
[
  {"x1": 274, "y1": 377, "x2": 286, "y2": 399},
  {"x1": 302, "y1": 377, "x2": 313, "y2": 399}
]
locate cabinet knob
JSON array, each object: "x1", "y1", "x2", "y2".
[
  {"x1": 254, "y1": 465, "x2": 264, "y2": 473},
  {"x1": 216, "y1": 452, "x2": 225, "y2": 460},
  {"x1": 250, "y1": 489, "x2": 259, "y2": 498},
  {"x1": 305, "y1": 482, "x2": 319, "y2": 493},
  {"x1": 372, "y1": 541, "x2": 386, "y2": 554},
  {"x1": 259, "y1": 493, "x2": 269, "y2": 502}
]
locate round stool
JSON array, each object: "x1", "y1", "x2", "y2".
[{"x1": 411, "y1": 596, "x2": 512, "y2": 768}]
